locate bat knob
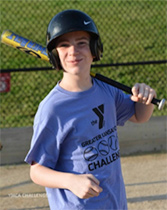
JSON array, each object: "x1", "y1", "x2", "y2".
[{"x1": 158, "y1": 98, "x2": 166, "y2": 110}]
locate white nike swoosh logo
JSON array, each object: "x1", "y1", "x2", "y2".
[{"x1": 84, "y1": 21, "x2": 91, "y2": 25}]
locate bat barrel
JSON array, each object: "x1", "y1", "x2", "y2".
[{"x1": 1, "y1": 30, "x2": 49, "y2": 62}]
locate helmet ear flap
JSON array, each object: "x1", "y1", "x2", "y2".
[
  {"x1": 90, "y1": 37, "x2": 103, "y2": 61},
  {"x1": 48, "y1": 49, "x2": 62, "y2": 70}
]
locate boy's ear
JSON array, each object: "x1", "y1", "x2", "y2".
[
  {"x1": 49, "y1": 49, "x2": 62, "y2": 70},
  {"x1": 92, "y1": 55, "x2": 96, "y2": 59},
  {"x1": 90, "y1": 38, "x2": 103, "y2": 62}
]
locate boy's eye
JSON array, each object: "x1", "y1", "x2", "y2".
[
  {"x1": 57, "y1": 41, "x2": 69, "y2": 48},
  {"x1": 58, "y1": 43, "x2": 69, "y2": 47},
  {"x1": 78, "y1": 41, "x2": 89, "y2": 46}
]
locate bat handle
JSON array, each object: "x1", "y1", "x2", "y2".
[{"x1": 90, "y1": 72, "x2": 166, "y2": 110}]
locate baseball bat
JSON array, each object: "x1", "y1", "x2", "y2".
[{"x1": 1, "y1": 30, "x2": 165, "y2": 110}]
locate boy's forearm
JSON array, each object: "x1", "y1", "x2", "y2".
[
  {"x1": 131, "y1": 103, "x2": 154, "y2": 123},
  {"x1": 30, "y1": 163, "x2": 73, "y2": 189},
  {"x1": 30, "y1": 163, "x2": 103, "y2": 199}
]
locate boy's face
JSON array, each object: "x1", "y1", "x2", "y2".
[{"x1": 56, "y1": 31, "x2": 94, "y2": 76}]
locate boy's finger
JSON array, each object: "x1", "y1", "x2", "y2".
[
  {"x1": 88, "y1": 187, "x2": 102, "y2": 197},
  {"x1": 137, "y1": 83, "x2": 145, "y2": 99},
  {"x1": 131, "y1": 83, "x2": 140, "y2": 97},
  {"x1": 146, "y1": 88, "x2": 156, "y2": 105},
  {"x1": 87, "y1": 174, "x2": 103, "y2": 193},
  {"x1": 142, "y1": 85, "x2": 150, "y2": 103},
  {"x1": 87, "y1": 174, "x2": 100, "y2": 185},
  {"x1": 91, "y1": 181, "x2": 103, "y2": 194}
]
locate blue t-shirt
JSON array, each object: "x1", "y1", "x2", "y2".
[{"x1": 25, "y1": 78, "x2": 135, "y2": 210}]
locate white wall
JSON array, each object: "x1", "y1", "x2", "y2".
[{"x1": 0, "y1": 116, "x2": 166, "y2": 165}]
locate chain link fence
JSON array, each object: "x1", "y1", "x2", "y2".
[{"x1": 0, "y1": 0, "x2": 166, "y2": 128}]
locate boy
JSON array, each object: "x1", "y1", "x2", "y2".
[{"x1": 25, "y1": 10, "x2": 156, "y2": 210}]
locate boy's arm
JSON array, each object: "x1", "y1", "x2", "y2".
[
  {"x1": 129, "y1": 83, "x2": 156, "y2": 123},
  {"x1": 30, "y1": 162, "x2": 103, "y2": 199}
]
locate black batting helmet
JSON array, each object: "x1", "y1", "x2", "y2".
[{"x1": 46, "y1": 9, "x2": 103, "y2": 70}]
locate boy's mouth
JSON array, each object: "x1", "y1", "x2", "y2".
[{"x1": 68, "y1": 59, "x2": 83, "y2": 64}]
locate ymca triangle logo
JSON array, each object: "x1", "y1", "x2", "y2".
[{"x1": 92, "y1": 104, "x2": 105, "y2": 129}]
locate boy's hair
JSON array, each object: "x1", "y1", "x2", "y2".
[{"x1": 46, "y1": 9, "x2": 103, "y2": 70}]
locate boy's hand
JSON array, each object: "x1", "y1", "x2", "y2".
[
  {"x1": 131, "y1": 83, "x2": 156, "y2": 105},
  {"x1": 67, "y1": 174, "x2": 103, "y2": 199}
]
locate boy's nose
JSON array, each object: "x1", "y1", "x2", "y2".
[{"x1": 69, "y1": 45, "x2": 79, "y2": 55}]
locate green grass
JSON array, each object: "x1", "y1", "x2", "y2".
[{"x1": 0, "y1": 0, "x2": 166, "y2": 128}]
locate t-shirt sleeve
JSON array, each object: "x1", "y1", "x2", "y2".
[
  {"x1": 114, "y1": 89, "x2": 135, "y2": 126},
  {"x1": 25, "y1": 120, "x2": 59, "y2": 169}
]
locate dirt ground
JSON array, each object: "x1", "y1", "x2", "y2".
[{"x1": 0, "y1": 153, "x2": 167, "y2": 210}]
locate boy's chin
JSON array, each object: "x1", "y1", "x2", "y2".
[{"x1": 64, "y1": 67, "x2": 87, "y2": 75}]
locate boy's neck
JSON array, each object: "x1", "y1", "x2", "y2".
[{"x1": 59, "y1": 73, "x2": 93, "y2": 92}]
